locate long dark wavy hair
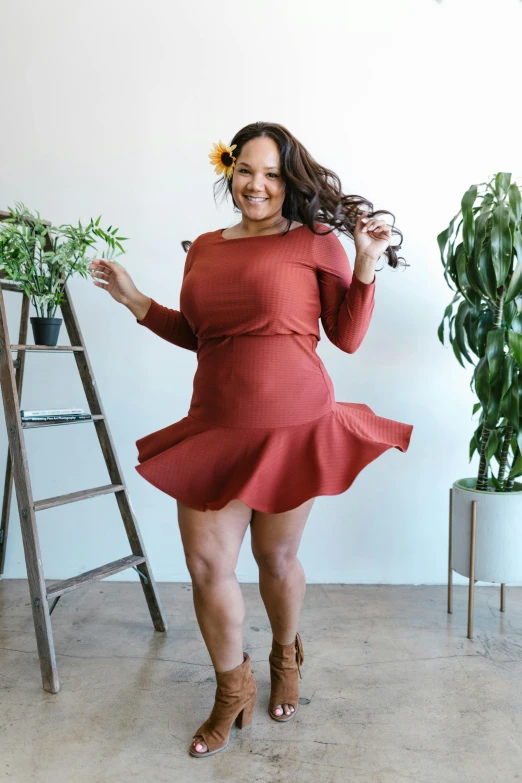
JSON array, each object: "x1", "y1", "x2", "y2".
[{"x1": 183, "y1": 121, "x2": 407, "y2": 271}]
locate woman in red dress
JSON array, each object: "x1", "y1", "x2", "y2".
[{"x1": 88, "y1": 122, "x2": 413, "y2": 759}]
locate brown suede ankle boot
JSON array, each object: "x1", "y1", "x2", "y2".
[
  {"x1": 268, "y1": 632, "x2": 304, "y2": 722},
  {"x1": 189, "y1": 651, "x2": 257, "y2": 758}
]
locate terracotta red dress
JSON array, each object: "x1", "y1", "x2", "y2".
[{"x1": 134, "y1": 223, "x2": 413, "y2": 513}]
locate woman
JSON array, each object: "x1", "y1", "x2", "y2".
[{"x1": 88, "y1": 121, "x2": 413, "y2": 759}]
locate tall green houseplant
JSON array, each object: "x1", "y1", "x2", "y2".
[{"x1": 438, "y1": 172, "x2": 522, "y2": 492}]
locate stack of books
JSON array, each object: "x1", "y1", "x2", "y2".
[{"x1": 20, "y1": 408, "x2": 92, "y2": 422}]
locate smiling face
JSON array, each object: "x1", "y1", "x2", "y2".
[{"x1": 231, "y1": 136, "x2": 286, "y2": 228}]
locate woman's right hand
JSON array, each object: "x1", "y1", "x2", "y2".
[{"x1": 88, "y1": 259, "x2": 140, "y2": 307}]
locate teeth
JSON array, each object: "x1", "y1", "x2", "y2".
[{"x1": 246, "y1": 197, "x2": 267, "y2": 202}]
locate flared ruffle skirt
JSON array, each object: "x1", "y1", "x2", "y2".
[{"x1": 135, "y1": 400, "x2": 413, "y2": 513}]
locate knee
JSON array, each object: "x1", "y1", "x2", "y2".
[
  {"x1": 253, "y1": 548, "x2": 296, "y2": 579},
  {"x1": 184, "y1": 551, "x2": 232, "y2": 585}
]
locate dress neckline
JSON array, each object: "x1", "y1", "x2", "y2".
[{"x1": 218, "y1": 224, "x2": 307, "y2": 241}]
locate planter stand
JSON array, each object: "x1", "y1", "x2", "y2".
[{"x1": 448, "y1": 487, "x2": 507, "y2": 639}]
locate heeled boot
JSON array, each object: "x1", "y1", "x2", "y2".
[
  {"x1": 268, "y1": 631, "x2": 304, "y2": 722},
  {"x1": 189, "y1": 651, "x2": 257, "y2": 757}
]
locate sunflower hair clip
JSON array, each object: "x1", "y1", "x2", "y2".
[{"x1": 208, "y1": 140, "x2": 237, "y2": 180}]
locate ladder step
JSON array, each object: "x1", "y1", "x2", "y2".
[
  {"x1": 0, "y1": 211, "x2": 51, "y2": 225},
  {"x1": 1, "y1": 283, "x2": 65, "y2": 293},
  {"x1": 1, "y1": 282, "x2": 27, "y2": 293},
  {"x1": 34, "y1": 483, "x2": 126, "y2": 511},
  {"x1": 11, "y1": 345, "x2": 85, "y2": 351},
  {"x1": 46, "y1": 554, "x2": 147, "y2": 600}
]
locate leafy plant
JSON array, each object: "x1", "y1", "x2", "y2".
[
  {"x1": 438, "y1": 172, "x2": 522, "y2": 492},
  {"x1": 0, "y1": 201, "x2": 129, "y2": 318}
]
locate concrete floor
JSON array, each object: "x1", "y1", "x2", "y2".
[{"x1": 1, "y1": 580, "x2": 521, "y2": 783}]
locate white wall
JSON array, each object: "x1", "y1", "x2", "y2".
[{"x1": 1, "y1": 0, "x2": 521, "y2": 585}]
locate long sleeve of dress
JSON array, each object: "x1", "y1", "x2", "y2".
[
  {"x1": 136, "y1": 240, "x2": 198, "y2": 352},
  {"x1": 315, "y1": 228, "x2": 376, "y2": 354}
]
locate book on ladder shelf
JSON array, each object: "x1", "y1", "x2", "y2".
[{"x1": 20, "y1": 407, "x2": 92, "y2": 423}]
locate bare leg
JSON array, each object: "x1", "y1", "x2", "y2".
[
  {"x1": 250, "y1": 497, "x2": 315, "y2": 718},
  {"x1": 177, "y1": 498, "x2": 253, "y2": 754}
]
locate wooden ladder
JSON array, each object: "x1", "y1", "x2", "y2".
[{"x1": 0, "y1": 210, "x2": 167, "y2": 693}]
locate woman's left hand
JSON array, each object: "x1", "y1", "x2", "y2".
[{"x1": 353, "y1": 212, "x2": 392, "y2": 260}]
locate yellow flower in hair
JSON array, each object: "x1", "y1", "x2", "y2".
[{"x1": 208, "y1": 140, "x2": 237, "y2": 179}]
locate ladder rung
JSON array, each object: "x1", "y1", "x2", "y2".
[
  {"x1": 22, "y1": 414, "x2": 104, "y2": 429},
  {"x1": 11, "y1": 345, "x2": 85, "y2": 352},
  {"x1": 0, "y1": 210, "x2": 51, "y2": 226},
  {"x1": 46, "y1": 554, "x2": 147, "y2": 600},
  {"x1": 0, "y1": 279, "x2": 64, "y2": 292},
  {"x1": 34, "y1": 483, "x2": 125, "y2": 511}
]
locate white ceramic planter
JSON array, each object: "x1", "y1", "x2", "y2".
[{"x1": 451, "y1": 477, "x2": 522, "y2": 583}]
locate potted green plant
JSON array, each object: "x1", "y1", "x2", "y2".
[
  {"x1": 0, "y1": 201, "x2": 128, "y2": 345},
  {"x1": 438, "y1": 172, "x2": 522, "y2": 589}
]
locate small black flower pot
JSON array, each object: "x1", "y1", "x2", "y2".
[{"x1": 30, "y1": 317, "x2": 62, "y2": 346}]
